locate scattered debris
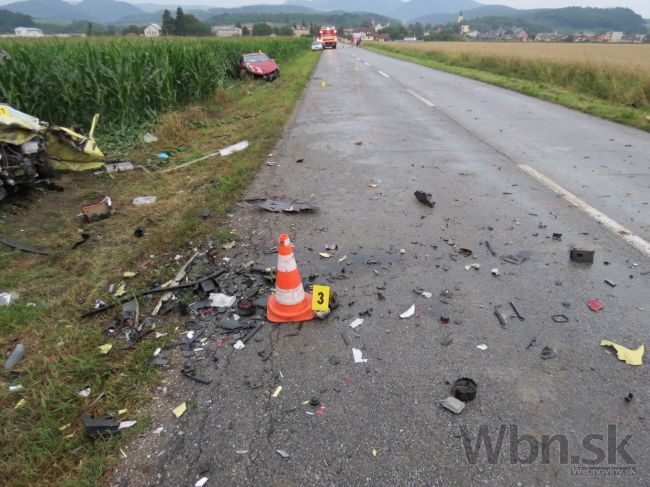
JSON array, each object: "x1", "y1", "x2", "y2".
[
  {"x1": 319, "y1": 252, "x2": 331, "y2": 258},
  {"x1": 0, "y1": 234, "x2": 62, "y2": 255},
  {"x1": 501, "y1": 250, "x2": 531, "y2": 265},
  {"x1": 352, "y1": 348, "x2": 368, "y2": 363},
  {"x1": 233, "y1": 340, "x2": 245, "y2": 350},
  {"x1": 3, "y1": 343, "x2": 25, "y2": 370},
  {"x1": 276, "y1": 449, "x2": 290, "y2": 459},
  {"x1": 82, "y1": 196, "x2": 112, "y2": 222},
  {"x1": 441, "y1": 396, "x2": 465, "y2": 414},
  {"x1": 172, "y1": 402, "x2": 187, "y2": 417},
  {"x1": 476, "y1": 344, "x2": 488, "y2": 351},
  {"x1": 246, "y1": 198, "x2": 317, "y2": 213},
  {"x1": 541, "y1": 346, "x2": 556, "y2": 360},
  {"x1": 494, "y1": 305, "x2": 509, "y2": 328},
  {"x1": 132, "y1": 196, "x2": 157, "y2": 206},
  {"x1": 484, "y1": 241, "x2": 497, "y2": 257},
  {"x1": 552, "y1": 314, "x2": 569, "y2": 323},
  {"x1": 459, "y1": 248, "x2": 473, "y2": 257},
  {"x1": 272, "y1": 385, "x2": 283, "y2": 398},
  {"x1": 439, "y1": 335, "x2": 453, "y2": 347},
  {"x1": 0, "y1": 291, "x2": 18, "y2": 306},
  {"x1": 464, "y1": 263, "x2": 480, "y2": 271},
  {"x1": 349, "y1": 318, "x2": 364, "y2": 329},
  {"x1": 586, "y1": 299, "x2": 604, "y2": 313},
  {"x1": 491, "y1": 268, "x2": 500, "y2": 277},
  {"x1": 624, "y1": 393, "x2": 634, "y2": 403},
  {"x1": 195, "y1": 478, "x2": 208, "y2": 487},
  {"x1": 368, "y1": 183, "x2": 378, "y2": 188},
  {"x1": 400, "y1": 304, "x2": 415, "y2": 318},
  {"x1": 78, "y1": 387, "x2": 91, "y2": 398},
  {"x1": 552, "y1": 233, "x2": 562, "y2": 241},
  {"x1": 143, "y1": 133, "x2": 158, "y2": 144},
  {"x1": 97, "y1": 343, "x2": 112, "y2": 355},
  {"x1": 81, "y1": 414, "x2": 120, "y2": 439},
  {"x1": 134, "y1": 227, "x2": 145, "y2": 238},
  {"x1": 414, "y1": 191, "x2": 435, "y2": 208},
  {"x1": 181, "y1": 364, "x2": 213, "y2": 385},
  {"x1": 570, "y1": 249, "x2": 595, "y2": 264},
  {"x1": 604, "y1": 279, "x2": 617, "y2": 288},
  {"x1": 209, "y1": 293, "x2": 236, "y2": 308},
  {"x1": 600, "y1": 340, "x2": 644, "y2": 366},
  {"x1": 510, "y1": 302, "x2": 524, "y2": 321},
  {"x1": 452, "y1": 378, "x2": 477, "y2": 402},
  {"x1": 222, "y1": 241, "x2": 236, "y2": 250}
]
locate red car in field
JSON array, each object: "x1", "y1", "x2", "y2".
[{"x1": 237, "y1": 52, "x2": 280, "y2": 82}]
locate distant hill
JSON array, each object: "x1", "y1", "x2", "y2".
[
  {"x1": 287, "y1": 0, "x2": 480, "y2": 20},
  {"x1": 0, "y1": 8, "x2": 36, "y2": 33},
  {"x1": 206, "y1": 10, "x2": 397, "y2": 29},
  {"x1": 416, "y1": 6, "x2": 647, "y2": 33}
]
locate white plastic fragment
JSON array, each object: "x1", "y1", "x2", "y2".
[
  {"x1": 476, "y1": 344, "x2": 488, "y2": 351},
  {"x1": 209, "y1": 293, "x2": 236, "y2": 307},
  {"x1": 352, "y1": 348, "x2": 368, "y2": 363},
  {"x1": 233, "y1": 340, "x2": 246, "y2": 350},
  {"x1": 78, "y1": 387, "x2": 91, "y2": 398},
  {"x1": 276, "y1": 449, "x2": 290, "y2": 459},
  {"x1": 153, "y1": 427, "x2": 164, "y2": 435},
  {"x1": 400, "y1": 304, "x2": 415, "y2": 319},
  {"x1": 349, "y1": 318, "x2": 364, "y2": 329},
  {"x1": 143, "y1": 133, "x2": 158, "y2": 143},
  {"x1": 195, "y1": 477, "x2": 209, "y2": 487},
  {"x1": 219, "y1": 140, "x2": 249, "y2": 157},
  {"x1": 132, "y1": 196, "x2": 157, "y2": 206},
  {"x1": 465, "y1": 263, "x2": 481, "y2": 271},
  {"x1": 0, "y1": 291, "x2": 19, "y2": 306},
  {"x1": 491, "y1": 268, "x2": 500, "y2": 276},
  {"x1": 119, "y1": 421, "x2": 137, "y2": 430},
  {"x1": 421, "y1": 292, "x2": 432, "y2": 299},
  {"x1": 9, "y1": 384, "x2": 23, "y2": 392}
]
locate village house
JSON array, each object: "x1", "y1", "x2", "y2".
[
  {"x1": 144, "y1": 23, "x2": 162, "y2": 37},
  {"x1": 211, "y1": 25, "x2": 242, "y2": 37},
  {"x1": 293, "y1": 25, "x2": 310, "y2": 37},
  {"x1": 14, "y1": 27, "x2": 44, "y2": 37}
]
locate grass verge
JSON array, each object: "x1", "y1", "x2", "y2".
[
  {"x1": 365, "y1": 43, "x2": 650, "y2": 133},
  {"x1": 0, "y1": 48, "x2": 320, "y2": 486}
]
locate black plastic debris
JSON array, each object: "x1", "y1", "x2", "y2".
[
  {"x1": 552, "y1": 233, "x2": 562, "y2": 241},
  {"x1": 0, "y1": 234, "x2": 62, "y2": 255},
  {"x1": 526, "y1": 338, "x2": 537, "y2": 349},
  {"x1": 414, "y1": 191, "x2": 435, "y2": 208},
  {"x1": 309, "y1": 397, "x2": 320, "y2": 407},
  {"x1": 552, "y1": 314, "x2": 569, "y2": 323},
  {"x1": 81, "y1": 414, "x2": 120, "y2": 439},
  {"x1": 604, "y1": 279, "x2": 617, "y2": 288},
  {"x1": 459, "y1": 248, "x2": 473, "y2": 257},
  {"x1": 258, "y1": 350, "x2": 271, "y2": 362},
  {"x1": 134, "y1": 227, "x2": 145, "y2": 238},
  {"x1": 541, "y1": 346, "x2": 556, "y2": 360},
  {"x1": 246, "y1": 198, "x2": 317, "y2": 213},
  {"x1": 181, "y1": 364, "x2": 213, "y2": 385},
  {"x1": 484, "y1": 240, "x2": 497, "y2": 257},
  {"x1": 625, "y1": 392, "x2": 634, "y2": 403},
  {"x1": 570, "y1": 249, "x2": 595, "y2": 264},
  {"x1": 452, "y1": 378, "x2": 477, "y2": 402},
  {"x1": 510, "y1": 302, "x2": 524, "y2": 321},
  {"x1": 199, "y1": 279, "x2": 217, "y2": 294},
  {"x1": 500, "y1": 250, "x2": 532, "y2": 265}
]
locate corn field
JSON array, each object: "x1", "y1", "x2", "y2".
[{"x1": 0, "y1": 37, "x2": 310, "y2": 129}]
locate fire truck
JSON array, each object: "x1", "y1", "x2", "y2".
[{"x1": 317, "y1": 26, "x2": 337, "y2": 49}]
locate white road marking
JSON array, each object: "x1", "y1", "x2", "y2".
[
  {"x1": 406, "y1": 89, "x2": 436, "y2": 108},
  {"x1": 519, "y1": 164, "x2": 650, "y2": 258},
  {"x1": 378, "y1": 70, "x2": 390, "y2": 78}
]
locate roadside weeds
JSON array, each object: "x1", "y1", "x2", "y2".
[{"x1": 0, "y1": 49, "x2": 320, "y2": 486}]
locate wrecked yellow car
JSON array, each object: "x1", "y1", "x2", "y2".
[{"x1": 0, "y1": 103, "x2": 104, "y2": 201}]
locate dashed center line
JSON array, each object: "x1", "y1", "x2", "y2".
[
  {"x1": 519, "y1": 164, "x2": 650, "y2": 257},
  {"x1": 378, "y1": 70, "x2": 390, "y2": 78},
  {"x1": 406, "y1": 89, "x2": 436, "y2": 108}
]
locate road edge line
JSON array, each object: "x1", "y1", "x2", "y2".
[
  {"x1": 519, "y1": 164, "x2": 650, "y2": 258},
  {"x1": 406, "y1": 89, "x2": 436, "y2": 108}
]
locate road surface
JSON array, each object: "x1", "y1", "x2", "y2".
[{"x1": 112, "y1": 46, "x2": 650, "y2": 486}]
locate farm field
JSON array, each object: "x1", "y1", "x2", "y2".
[
  {"x1": 367, "y1": 41, "x2": 650, "y2": 131},
  {"x1": 386, "y1": 41, "x2": 650, "y2": 72}
]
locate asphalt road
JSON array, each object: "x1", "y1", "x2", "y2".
[{"x1": 113, "y1": 46, "x2": 650, "y2": 486}]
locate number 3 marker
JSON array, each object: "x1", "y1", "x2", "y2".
[{"x1": 311, "y1": 285, "x2": 331, "y2": 312}]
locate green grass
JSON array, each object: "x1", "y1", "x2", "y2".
[
  {"x1": 365, "y1": 43, "x2": 650, "y2": 132},
  {"x1": 0, "y1": 48, "x2": 320, "y2": 486}
]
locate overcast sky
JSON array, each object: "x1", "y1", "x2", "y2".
[{"x1": 1, "y1": 0, "x2": 648, "y2": 17}]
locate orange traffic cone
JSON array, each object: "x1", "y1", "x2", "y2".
[{"x1": 267, "y1": 233, "x2": 315, "y2": 323}]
